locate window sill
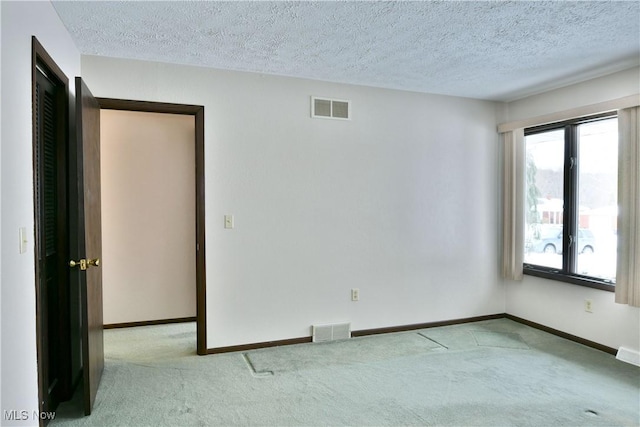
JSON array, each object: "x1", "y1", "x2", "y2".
[{"x1": 523, "y1": 265, "x2": 615, "y2": 292}]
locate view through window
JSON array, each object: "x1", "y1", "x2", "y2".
[{"x1": 524, "y1": 116, "x2": 618, "y2": 285}]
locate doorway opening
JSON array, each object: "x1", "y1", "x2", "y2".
[
  {"x1": 97, "y1": 99, "x2": 207, "y2": 355},
  {"x1": 43, "y1": 97, "x2": 207, "y2": 422},
  {"x1": 101, "y1": 110, "x2": 196, "y2": 327}
]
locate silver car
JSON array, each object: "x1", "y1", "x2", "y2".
[{"x1": 529, "y1": 226, "x2": 595, "y2": 254}]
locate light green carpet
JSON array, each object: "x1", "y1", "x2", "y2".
[{"x1": 52, "y1": 319, "x2": 640, "y2": 426}]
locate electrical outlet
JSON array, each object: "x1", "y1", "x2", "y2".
[
  {"x1": 351, "y1": 288, "x2": 359, "y2": 302},
  {"x1": 584, "y1": 299, "x2": 593, "y2": 313}
]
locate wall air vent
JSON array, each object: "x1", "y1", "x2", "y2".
[
  {"x1": 311, "y1": 97, "x2": 351, "y2": 120},
  {"x1": 312, "y1": 322, "x2": 351, "y2": 343}
]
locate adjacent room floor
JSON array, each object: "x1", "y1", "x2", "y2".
[{"x1": 52, "y1": 319, "x2": 640, "y2": 426}]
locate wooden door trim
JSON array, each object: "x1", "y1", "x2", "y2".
[
  {"x1": 31, "y1": 36, "x2": 72, "y2": 424},
  {"x1": 97, "y1": 98, "x2": 207, "y2": 355}
]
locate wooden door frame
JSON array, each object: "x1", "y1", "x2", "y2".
[
  {"x1": 97, "y1": 98, "x2": 207, "y2": 355},
  {"x1": 31, "y1": 36, "x2": 73, "y2": 421}
]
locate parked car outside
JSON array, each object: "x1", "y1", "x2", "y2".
[{"x1": 528, "y1": 226, "x2": 595, "y2": 254}]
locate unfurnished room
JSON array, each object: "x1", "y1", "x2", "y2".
[{"x1": 1, "y1": 1, "x2": 639, "y2": 426}]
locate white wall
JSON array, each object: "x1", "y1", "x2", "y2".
[
  {"x1": 81, "y1": 56, "x2": 504, "y2": 349},
  {"x1": 100, "y1": 110, "x2": 196, "y2": 324},
  {"x1": 1, "y1": 1, "x2": 81, "y2": 424},
  {"x1": 0, "y1": 0, "x2": 4, "y2": 415},
  {"x1": 502, "y1": 67, "x2": 640, "y2": 352}
]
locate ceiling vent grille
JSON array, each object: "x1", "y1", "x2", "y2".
[{"x1": 311, "y1": 96, "x2": 351, "y2": 120}]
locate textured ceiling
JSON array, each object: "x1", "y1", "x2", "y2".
[{"x1": 52, "y1": 1, "x2": 640, "y2": 101}]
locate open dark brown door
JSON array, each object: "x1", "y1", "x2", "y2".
[
  {"x1": 73, "y1": 77, "x2": 104, "y2": 415},
  {"x1": 33, "y1": 38, "x2": 73, "y2": 419}
]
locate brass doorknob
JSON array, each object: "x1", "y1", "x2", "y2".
[
  {"x1": 69, "y1": 258, "x2": 100, "y2": 270},
  {"x1": 69, "y1": 259, "x2": 87, "y2": 270}
]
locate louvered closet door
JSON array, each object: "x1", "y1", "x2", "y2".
[{"x1": 35, "y1": 67, "x2": 65, "y2": 413}]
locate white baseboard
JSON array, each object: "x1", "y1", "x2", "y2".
[{"x1": 616, "y1": 346, "x2": 640, "y2": 367}]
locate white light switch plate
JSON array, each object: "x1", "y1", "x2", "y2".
[
  {"x1": 224, "y1": 215, "x2": 234, "y2": 229},
  {"x1": 19, "y1": 227, "x2": 27, "y2": 254}
]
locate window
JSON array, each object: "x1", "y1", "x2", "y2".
[{"x1": 524, "y1": 114, "x2": 618, "y2": 290}]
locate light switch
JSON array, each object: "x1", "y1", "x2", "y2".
[
  {"x1": 19, "y1": 227, "x2": 27, "y2": 254},
  {"x1": 224, "y1": 215, "x2": 234, "y2": 229}
]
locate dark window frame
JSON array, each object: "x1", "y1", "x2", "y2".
[{"x1": 523, "y1": 112, "x2": 617, "y2": 292}]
